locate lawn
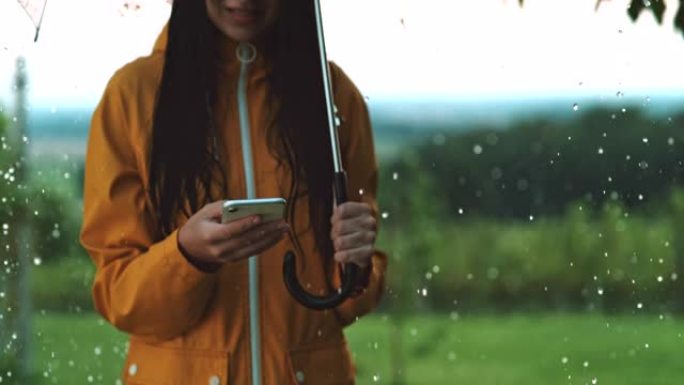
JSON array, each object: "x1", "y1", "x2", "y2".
[{"x1": 28, "y1": 312, "x2": 684, "y2": 384}]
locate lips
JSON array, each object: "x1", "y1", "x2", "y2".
[{"x1": 225, "y1": 6, "x2": 264, "y2": 25}]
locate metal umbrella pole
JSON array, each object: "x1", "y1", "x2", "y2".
[{"x1": 282, "y1": 0, "x2": 360, "y2": 310}]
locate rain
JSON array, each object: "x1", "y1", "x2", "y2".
[{"x1": 2, "y1": 0, "x2": 684, "y2": 384}]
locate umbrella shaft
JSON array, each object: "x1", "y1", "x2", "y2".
[{"x1": 314, "y1": 0, "x2": 344, "y2": 174}]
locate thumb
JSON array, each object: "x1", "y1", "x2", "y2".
[{"x1": 201, "y1": 201, "x2": 225, "y2": 220}]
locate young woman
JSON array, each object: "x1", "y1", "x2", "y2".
[{"x1": 80, "y1": 0, "x2": 387, "y2": 384}]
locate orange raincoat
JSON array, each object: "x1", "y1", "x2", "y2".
[{"x1": 80, "y1": 25, "x2": 387, "y2": 385}]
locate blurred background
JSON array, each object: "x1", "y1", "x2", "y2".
[{"x1": 2, "y1": 0, "x2": 684, "y2": 384}]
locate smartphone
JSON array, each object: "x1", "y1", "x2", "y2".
[{"x1": 221, "y1": 198, "x2": 286, "y2": 224}]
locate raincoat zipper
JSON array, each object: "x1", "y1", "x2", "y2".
[{"x1": 237, "y1": 42, "x2": 262, "y2": 385}]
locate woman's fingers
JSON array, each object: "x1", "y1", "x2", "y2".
[
  {"x1": 220, "y1": 225, "x2": 287, "y2": 262},
  {"x1": 330, "y1": 214, "x2": 376, "y2": 238},
  {"x1": 334, "y1": 245, "x2": 374, "y2": 268},
  {"x1": 332, "y1": 230, "x2": 376, "y2": 252},
  {"x1": 214, "y1": 219, "x2": 289, "y2": 262},
  {"x1": 331, "y1": 202, "x2": 372, "y2": 222}
]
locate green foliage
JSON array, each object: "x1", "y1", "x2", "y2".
[
  {"x1": 376, "y1": 193, "x2": 680, "y2": 313},
  {"x1": 381, "y1": 107, "x2": 684, "y2": 221}
]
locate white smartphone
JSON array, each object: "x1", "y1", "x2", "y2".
[{"x1": 221, "y1": 198, "x2": 286, "y2": 224}]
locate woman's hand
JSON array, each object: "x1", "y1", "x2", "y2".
[
  {"x1": 330, "y1": 202, "x2": 377, "y2": 268},
  {"x1": 178, "y1": 201, "x2": 289, "y2": 267}
]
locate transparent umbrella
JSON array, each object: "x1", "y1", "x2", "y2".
[{"x1": 17, "y1": 0, "x2": 48, "y2": 42}]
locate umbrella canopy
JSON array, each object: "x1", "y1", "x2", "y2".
[{"x1": 17, "y1": 0, "x2": 48, "y2": 41}]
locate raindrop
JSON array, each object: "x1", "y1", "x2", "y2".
[
  {"x1": 410, "y1": 328, "x2": 417, "y2": 337},
  {"x1": 638, "y1": 161, "x2": 648, "y2": 170},
  {"x1": 33, "y1": 257, "x2": 41, "y2": 266},
  {"x1": 597, "y1": 147, "x2": 604, "y2": 155},
  {"x1": 668, "y1": 137, "x2": 675, "y2": 146},
  {"x1": 529, "y1": 215, "x2": 534, "y2": 221},
  {"x1": 671, "y1": 273, "x2": 678, "y2": 281},
  {"x1": 561, "y1": 357, "x2": 569, "y2": 364},
  {"x1": 637, "y1": 302, "x2": 643, "y2": 309},
  {"x1": 51, "y1": 229, "x2": 61, "y2": 239},
  {"x1": 621, "y1": 108, "x2": 627, "y2": 113},
  {"x1": 638, "y1": 194, "x2": 644, "y2": 201},
  {"x1": 642, "y1": 137, "x2": 649, "y2": 144},
  {"x1": 473, "y1": 144, "x2": 483, "y2": 155},
  {"x1": 392, "y1": 172, "x2": 399, "y2": 180},
  {"x1": 372, "y1": 374, "x2": 380, "y2": 382},
  {"x1": 381, "y1": 212, "x2": 389, "y2": 219},
  {"x1": 592, "y1": 378, "x2": 598, "y2": 384},
  {"x1": 616, "y1": 91, "x2": 624, "y2": 98},
  {"x1": 657, "y1": 276, "x2": 663, "y2": 282},
  {"x1": 645, "y1": 96, "x2": 651, "y2": 103},
  {"x1": 448, "y1": 352, "x2": 456, "y2": 361},
  {"x1": 420, "y1": 288, "x2": 428, "y2": 297},
  {"x1": 64, "y1": 172, "x2": 71, "y2": 179},
  {"x1": 458, "y1": 208, "x2": 464, "y2": 215},
  {"x1": 597, "y1": 288, "x2": 604, "y2": 295},
  {"x1": 572, "y1": 103, "x2": 579, "y2": 111},
  {"x1": 94, "y1": 346, "x2": 102, "y2": 356},
  {"x1": 432, "y1": 265, "x2": 440, "y2": 273},
  {"x1": 583, "y1": 361, "x2": 589, "y2": 368}
]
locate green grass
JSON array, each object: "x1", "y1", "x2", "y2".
[{"x1": 27, "y1": 312, "x2": 684, "y2": 384}]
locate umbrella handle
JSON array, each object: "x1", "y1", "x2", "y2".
[
  {"x1": 283, "y1": 252, "x2": 360, "y2": 311},
  {"x1": 282, "y1": 171, "x2": 360, "y2": 310}
]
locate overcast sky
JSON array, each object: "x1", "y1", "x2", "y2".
[{"x1": 1, "y1": 0, "x2": 684, "y2": 108}]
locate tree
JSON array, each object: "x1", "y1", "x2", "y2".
[{"x1": 519, "y1": 0, "x2": 684, "y2": 38}]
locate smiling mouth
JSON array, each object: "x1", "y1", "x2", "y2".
[{"x1": 226, "y1": 7, "x2": 264, "y2": 17}]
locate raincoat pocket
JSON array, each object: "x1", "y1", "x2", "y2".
[
  {"x1": 287, "y1": 341, "x2": 355, "y2": 385},
  {"x1": 122, "y1": 341, "x2": 229, "y2": 385}
]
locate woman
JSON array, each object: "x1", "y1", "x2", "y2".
[{"x1": 80, "y1": 0, "x2": 387, "y2": 384}]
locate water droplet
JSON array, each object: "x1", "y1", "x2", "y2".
[
  {"x1": 420, "y1": 288, "x2": 428, "y2": 297},
  {"x1": 672, "y1": 273, "x2": 678, "y2": 281},
  {"x1": 638, "y1": 161, "x2": 648, "y2": 170},
  {"x1": 583, "y1": 361, "x2": 589, "y2": 368},
  {"x1": 642, "y1": 137, "x2": 649, "y2": 144},
  {"x1": 458, "y1": 208, "x2": 464, "y2": 215},
  {"x1": 473, "y1": 144, "x2": 483, "y2": 155},
  {"x1": 529, "y1": 215, "x2": 534, "y2": 221},
  {"x1": 94, "y1": 346, "x2": 102, "y2": 355},
  {"x1": 572, "y1": 103, "x2": 579, "y2": 111},
  {"x1": 372, "y1": 374, "x2": 380, "y2": 382},
  {"x1": 33, "y1": 257, "x2": 41, "y2": 266},
  {"x1": 63, "y1": 172, "x2": 71, "y2": 179},
  {"x1": 637, "y1": 302, "x2": 643, "y2": 309},
  {"x1": 592, "y1": 378, "x2": 598, "y2": 384},
  {"x1": 597, "y1": 288, "x2": 604, "y2": 295},
  {"x1": 597, "y1": 147, "x2": 604, "y2": 155},
  {"x1": 358, "y1": 189, "x2": 364, "y2": 196},
  {"x1": 668, "y1": 137, "x2": 675, "y2": 146},
  {"x1": 621, "y1": 108, "x2": 627, "y2": 113},
  {"x1": 432, "y1": 265, "x2": 440, "y2": 273},
  {"x1": 392, "y1": 172, "x2": 399, "y2": 180},
  {"x1": 638, "y1": 194, "x2": 644, "y2": 201},
  {"x1": 381, "y1": 212, "x2": 389, "y2": 219},
  {"x1": 561, "y1": 357, "x2": 569, "y2": 364},
  {"x1": 616, "y1": 91, "x2": 624, "y2": 98}
]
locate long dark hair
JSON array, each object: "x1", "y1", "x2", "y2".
[{"x1": 149, "y1": 1, "x2": 335, "y2": 264}]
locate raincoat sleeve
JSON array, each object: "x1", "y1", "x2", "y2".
[
  {"x1": 80, "y1": 72, "x2": 218, "y2": 341},
  {"x1": 330, "y1": 63, "x2": 389, "y2": 327}
]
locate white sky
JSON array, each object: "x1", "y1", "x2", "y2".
[{"x1": 1, "y1": 0, "x2": 684, "y2": 108}]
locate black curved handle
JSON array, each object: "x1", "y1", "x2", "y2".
[
  {"x1": 283, "y1": 171, "x2": 359, "y2": 310},
  {"x1": 283, "y1": 251, "x2": 360, "y2": 311}
]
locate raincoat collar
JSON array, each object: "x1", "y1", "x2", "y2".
[{"x1": 152, "y1": 23, "x2": 270, "y2": 78}]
